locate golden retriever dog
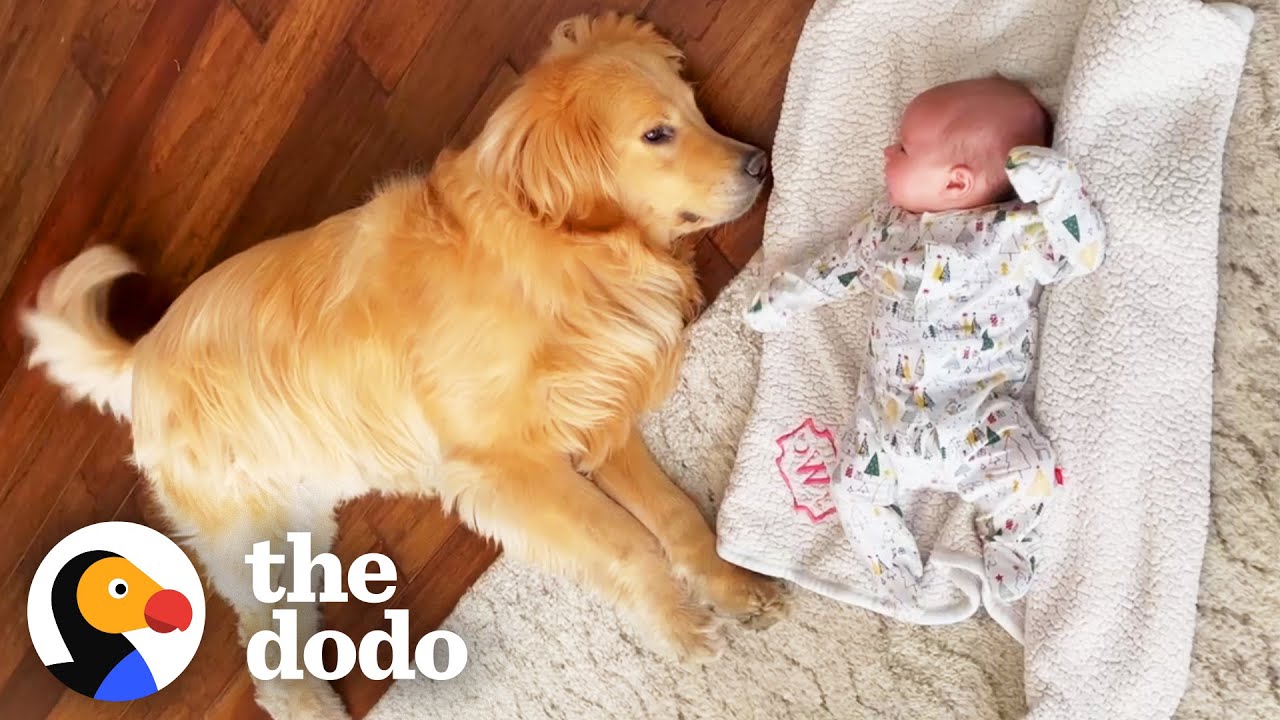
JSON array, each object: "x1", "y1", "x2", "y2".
[{"x1": 20, "y1": 13, "x2": 785, "y2": 720}]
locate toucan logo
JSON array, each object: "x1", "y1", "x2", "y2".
[{"x1": 26, "y1": 521, "x2": 205, "y2": 702}]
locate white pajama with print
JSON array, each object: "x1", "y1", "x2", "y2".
[{"x1": 745, "y1": 147, "x2": 1105, "y2": 604}]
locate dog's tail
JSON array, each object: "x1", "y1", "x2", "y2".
[{"x1": 20, "y1": 245, "x2": 139, "y2": 421}]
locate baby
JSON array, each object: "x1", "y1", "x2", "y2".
[{"x1": 744, "y1": 77, "x2": 1105, "y2": 605}]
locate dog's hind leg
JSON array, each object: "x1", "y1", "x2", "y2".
[{"x1": 156, "y1": 480, "x2": 349, "y2": 720}]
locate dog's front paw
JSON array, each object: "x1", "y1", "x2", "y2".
[
  {"x1": 701, "y1": 562, "x2": 790, "y2": 630},
  {"x1": 657, "y1": 601, "x2": 725, "y2": 665}
]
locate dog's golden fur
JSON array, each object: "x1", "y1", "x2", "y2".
[{"x1": 21, "y1": 14, "x2": 784, "y2": 720}]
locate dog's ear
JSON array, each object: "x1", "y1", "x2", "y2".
[
  {"x1": 546, "y1": 13, "x2": 684, "y2": 73},
  {"x1": 475, "y1": 83, "x2": 617, "y2": 228}
]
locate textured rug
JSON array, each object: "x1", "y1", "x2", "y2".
[{"x1": 367, "y1": 1, "x2": 1280, "y2": 717}]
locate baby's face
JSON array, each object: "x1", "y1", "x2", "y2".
[{"x1": 883, "y1": 98, "x2": 961, "y2": 213}]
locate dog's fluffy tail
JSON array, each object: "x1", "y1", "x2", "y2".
[{"x1": 20, "y1": 245, "x2": 139, "y2": 421}]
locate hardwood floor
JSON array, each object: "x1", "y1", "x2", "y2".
[{"x1": 0, "y1": 1, "x2": 812, "y2": 717}]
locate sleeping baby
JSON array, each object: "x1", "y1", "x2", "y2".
[{"x1": 744, "y1": 77, "x2": 1105, "y2": 605}]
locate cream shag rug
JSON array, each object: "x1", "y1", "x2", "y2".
[{"x1": 367, "y1": 2, "x2": 1279, "y2": 717}]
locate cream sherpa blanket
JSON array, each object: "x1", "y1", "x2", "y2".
[
  {"x1": 368, "y1": 2, "x2": 1279, "y2": 718},
  {"x1": 717, "y1": 0, "x2": 1250, "y2": 702}
]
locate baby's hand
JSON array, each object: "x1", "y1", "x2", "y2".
[
  {"x1": 1005, "y1": 145, "x2": 1078, "y2": 204},
  {"x1": 743, "y1": 269, "x2": 838, "y2": 332},
  {"x1": 743, "y1": 289, "x2": 791, "y2": 333}
]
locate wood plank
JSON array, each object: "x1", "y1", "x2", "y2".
[
  {"x1": 0, "y1": 427, "x2": 133, "y2": 689},
  {"x1": 0, "y1": 64, "x2": 93, "y2": 288},
  {"x1": 641, "y1": 0, "x2": 725, "y2": 47},
  {"x1": 325, "y1": 500, "x2": 466, "y2": 672},
  {"x1": 349, "y1": 0, "x2": 465, "y2": 91},
  {"x1": 0, "y1": 65, "x2": 94, "y2": 290},
  {"x1": 217, "y1": 42, "x2": 396, "y2": 257},
  {"x1": 96, "y1": 0, "x2": 370, "y2": 286},
  {"x1": 55, "y1": 0, "x2": 371, "y2": 291},
  {"x1": 43, "y1": 681, "x2": 134, "y2": 720},
  {"x1": 693, "y1": 234, "x2": 738, "y2": 305},
  {"x1": 66, "y1": 0, "x2": 262, "y2": 276},
  {"x1": 230, "y1": 0, "x2": 289, "y2": 42},
  {"x1": 364, "y1": 503, "x2": 465, "y2": 597},
  {"x1": 396, "y1": 527, "x2": 499, "y2": 634},
  {"x1": 204, "y1": 673, "x2": 270, "y2": 720},
  {"x1": 0, "y1": 0, "x2": 101, "y2": 291},
  {"x1": 384, "y1": 0, "x2": 522, "y2": 156},
  {"x1": 0, "y1": 413, "x2": 106, "y2": 585},
  {"x1": 0, "y1": 337, "x2": 84, "y2": 506},
  {"x1": 0, "y1": 383, "x2": 86, "y2": 507},
  {"x1": 680, "y1": 0, "x2": 812, "y2": 148},
  {"x1": 0, "y1": 648, "x2": 70, "y2": 720},
  {"x1": 0, "y1": 1, "x2": 93, "y2": 130},
  {"x1": 0, "y1": 0, "x2": 221, "y2": 382},
  {"x1": 711, "y1": 190, "x2": 771, "y2": 270},
  {"x1": 69, "y1": 0, "x2": 157, "y2": 98}
]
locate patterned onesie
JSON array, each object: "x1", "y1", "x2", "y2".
[{"x1": 744, "y1": 146, "x2": 1105, "y2": 603}]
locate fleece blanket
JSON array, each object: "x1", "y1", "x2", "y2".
[{"x1": 716, "y1": 0, "x2": 1251, "y2": 713}]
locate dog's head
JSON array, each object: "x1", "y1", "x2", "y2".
[{"x1": 475, "y1": 14, "x2": 767, "y2": 236}]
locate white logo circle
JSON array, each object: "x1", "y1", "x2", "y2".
[{"x1": 27, "y1": 521, "x2": 205, "y2": 701}]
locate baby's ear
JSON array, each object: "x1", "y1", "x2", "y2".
[{"x1": 945, "y1": 164, "x2": 975, "y2": 196}]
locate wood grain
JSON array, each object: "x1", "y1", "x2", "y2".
[
  {"x1": 0, "y1": 1, "x2": 99, "y2": 291},
  {"x1": 69, "y1": 0, "x2": 157, "y2": 98},
  {"x1": 0, "y1": 0, "x2": 221, "y2": 380},
  {"x1": 231, "y1": 0, "x2": 289, "y2": 42},
  {"x1": 349, "y1": 0, "x2": 463, "y2": 91}
]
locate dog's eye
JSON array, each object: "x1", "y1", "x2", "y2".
[{"x1": 642, "y1": 125, "x2": 675, "y2": 144}]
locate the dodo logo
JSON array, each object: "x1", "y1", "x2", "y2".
[{"x1": 27, "y1": 521, "x2": 205, "y2": 702}]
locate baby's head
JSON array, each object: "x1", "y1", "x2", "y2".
[{"x1": 884, "y1": 77, "x2": 1051, "y2": 213}]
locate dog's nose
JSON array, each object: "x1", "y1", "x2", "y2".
[{"x1": 742, "y1": 149, "x2": 769, "y2": 179}]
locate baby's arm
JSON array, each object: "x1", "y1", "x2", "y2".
[
  {"x1": 1005, "y1": 146, "x2": 1107, "y2": 284},
  {"x1": 743, "y1": 208, "x2": 877, "y2": 332}
]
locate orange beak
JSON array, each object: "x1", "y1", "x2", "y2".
[{"x1": 144, "y1": 588, "x2": 192, "y2": 633}]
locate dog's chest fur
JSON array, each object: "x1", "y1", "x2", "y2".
[{"x1": 537, "y1": 239, "x2": 699, "y2": 469}]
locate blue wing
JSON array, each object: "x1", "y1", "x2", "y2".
[{"x1": 94, "y1": 650, "x2": 158, "y2": 701}]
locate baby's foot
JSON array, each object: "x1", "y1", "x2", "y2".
[
  {"x1": 871, "y1": 554, "x2": 923, "y2": 609},
  {"x1": 863, "y1": 506, "x2": 923, "y2": 608},
  {"x1": 835, "y1": 497, "x2": 924, "y2": 609},
  {"x1": 983, "y1": 541, "x2": 1035, "y2": 602},
  {"x1": 854, "y1": 504, "x2": 918, "y2": 564}
]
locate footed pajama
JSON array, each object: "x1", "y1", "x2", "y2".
[{"x1": 745, "y1": 146, "x2": 1105, "y2": 604}]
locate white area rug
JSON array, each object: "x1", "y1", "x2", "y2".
[{"x1": 367, "y1": 1, "x2": 1280, "y2": 717}]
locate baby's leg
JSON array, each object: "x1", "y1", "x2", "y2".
[
  {"x1": 831, "y1": 421, "x2": 922, "y2": 607},
  {"x1": 954, "y1": 402, "x2": 1059, "y2": 602}
]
